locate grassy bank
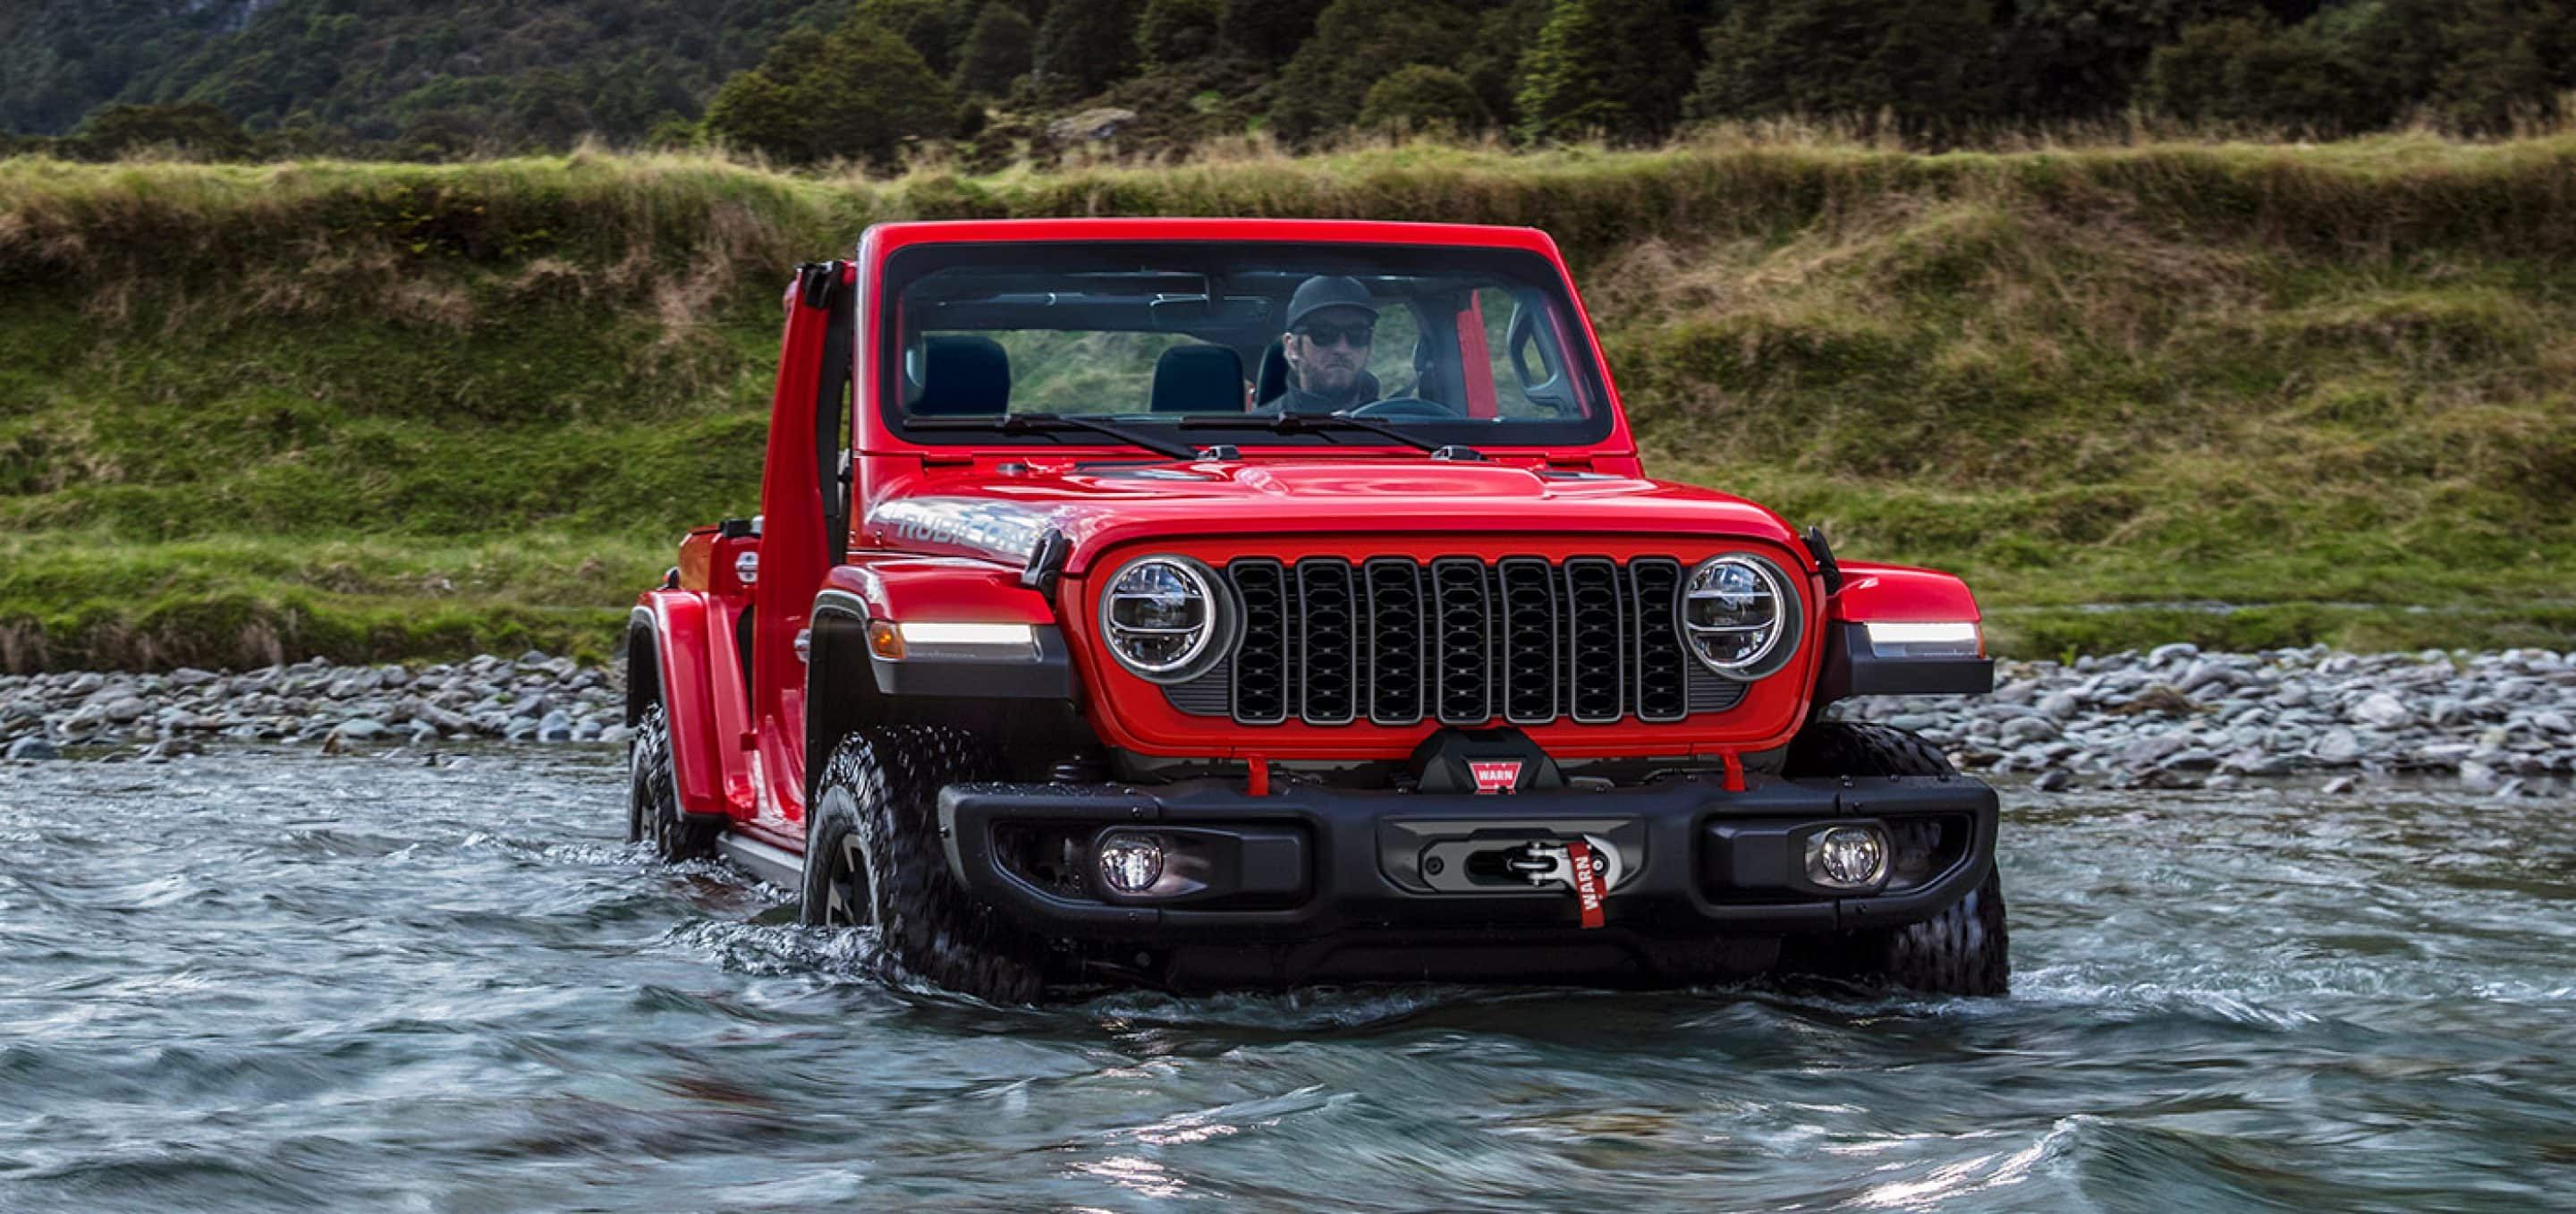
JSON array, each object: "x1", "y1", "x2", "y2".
[{"x1": 4, "y1": 134, "x2": 2573, "y2": 667}]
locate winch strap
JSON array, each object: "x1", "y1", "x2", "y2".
[{"x1": 1566, "y1": 840, "x2": 1606, "y2": 930}]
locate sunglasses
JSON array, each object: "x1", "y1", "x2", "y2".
[{"x1": 1296, "y1": 321, "x2": 1376, "y2": 348}]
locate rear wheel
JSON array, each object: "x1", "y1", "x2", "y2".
[
  {"x1": 1781, "y1": 720, "x2": 2010, "y2": 997},
  {"x1": 801, "y1": 726, "x2": 1044, "y2": 1003},
  {"x1": 630, "y1": 703, "x2": 716, "y2": 862}
]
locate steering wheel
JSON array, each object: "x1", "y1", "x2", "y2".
[{"x1": 1345, "y1": 395, "x2": 1458, "y2": 420}]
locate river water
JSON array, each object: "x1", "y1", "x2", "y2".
[{"x1": 1, "y1": 748, "x2": 2569, "y2": 1211}]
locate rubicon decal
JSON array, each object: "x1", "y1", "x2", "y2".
[{"x1": 1468, "y1": 760, "x2": 1523, "y2": 794}]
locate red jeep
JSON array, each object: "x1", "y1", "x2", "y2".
[{"x1": 627, "y1": 219, "x2": 2004, "y2": 1001}]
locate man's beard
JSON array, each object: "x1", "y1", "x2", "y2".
[{"x1": 1305, "y1": 361, "x2": 1359, "y2": 394}]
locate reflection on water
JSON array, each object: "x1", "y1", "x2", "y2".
[{"x1": 1, "y1": 750, "x2": 2570, "y2": 1211}]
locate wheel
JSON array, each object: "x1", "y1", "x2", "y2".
[
  {"x1": 1779, "y1": 720, "x2": 2011, "y2": 996},
  {"x1": 630, "y1": 702, "x2": 716, "y2": 862},
  {"x1": 801, "y1": 726, "x2": 1044, "y2": 1003}
]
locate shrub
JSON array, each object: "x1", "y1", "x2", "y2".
[
  {"x1": 704, "y1": 21, "x2": 953, "y2": 166},
  {"x1": 1268, "y1": 0, "x2": 1474, "y2": 144},
  {"x1": 1513, "y1": 0, "x2": 1690, "y2": 143},
  {"x1": 1356, "y1": 64, "x2": 1490, "y2": 136}
]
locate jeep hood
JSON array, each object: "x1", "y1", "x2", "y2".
[{"x1": 863, "y1": 459, "x2": 1806, "y2": 574}]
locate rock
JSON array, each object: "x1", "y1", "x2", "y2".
[
  {"x1": 2112, "y1": 685, "x2": 2199, "y2": 717},
  {"x1": 2533, "y1": 710, "x2": 2573, "y2": 735},
  {"x1": 6, "y1": 735, "x2": 61, "y2": 760},
  {"x1": 2148, "y1": 642, "x2": 2200, "y2": 666},
  {"x1": 2121, "y1": 733, "x2": 2188, "y2": 767},
  {"x1": 1047, "y1": 106, "x2": 1138, "y2": 142},
  {"x1": 2160, "y1": 747, "x2": 2221, "y2": 770},
  {"x1": 2311, "y1": 727, "x2": 2363, "y2": 763},
  {"x1": 2031, "y1": 769, "x2": 2073, "y2": 792},
  {"x1": 537, "y1": 710, "x2": 574, "y2": 743},
  {"x1": 102, "y1": 697, "x2": 149, "y2": 723},
  {"x1": 335, "y1": 718, "x2": 390, "y2": 740},
  {"x1": 170, "y1": 667, "x2": 218, "y2": 688},
  {"x1": 2458, "y1": 760, "x2": 2500, "y2": 792},
  {"x1": 2349, "y1": 692, "x2": 2412, "y2": 729},
  {"x1": 2492, "y1": 777, "x2": 2527, "y2": 800},
  {"x1": 2038, "y1": 692, "x2": 2080, "y2": 720},
  {"x1": 1999, "y1": 717, "x2": 2061, "y2": 744},
  {"x1": 598, "y1": 725, "x2": 633, "y2": 746},
  {"x1": 2321, "y1": 775, "x2": 2360, "y2": 795}
]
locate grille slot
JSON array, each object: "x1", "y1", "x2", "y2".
[
  {"x1": 1562, "y1": 558, "x2": 1626, "y2": 724},
  {"x1": 1496, "y1": 558, "x2": 1560, "y2": 724},
  {"x1": 1628, "y1": 558, "x2": 1689, "y2": 723},
  {"x1": 1362, "y1": 559, "x2": 1428, "y2": 725},
  {"x1": 1228, "y1": 559, "x2": 1289, "y2": 725},
  {"x1": 1169, "y1": 553, "x2": 1760, "y2": 727},
  {"x1": 1296, "y1": 558, "x2": 1359, "y2": 725},
  {"x1": 1430, "y1": 558, "x2": 1494, "y2": 725}
]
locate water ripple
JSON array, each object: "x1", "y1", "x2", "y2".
[{"x1": 0, "y1": 751, "x2": 2571, "y2": 1211}]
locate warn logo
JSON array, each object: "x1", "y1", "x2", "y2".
[{"x1": 1468, "y1": 760, "x2": 1523, "y2": 794}]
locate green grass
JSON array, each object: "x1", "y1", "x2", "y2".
[{"x1": 4, "y1": 134, "x2": 2574, "y2": 668}]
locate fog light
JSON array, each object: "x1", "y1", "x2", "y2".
[
  {"x1": 1808, "y1": 826, "x2": 1889, "y2": 889},
  {"x1": 1097, "y1": 834, "x2": 1165, "y2": 895}
]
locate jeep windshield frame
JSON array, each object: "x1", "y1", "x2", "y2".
[{"x1": 874, "y1": 240, "x2": 1618, "y2": 454}]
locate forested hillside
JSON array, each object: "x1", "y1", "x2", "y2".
[{"x1": 4, "y1": 2, "x2": 2572, "y2": 163}]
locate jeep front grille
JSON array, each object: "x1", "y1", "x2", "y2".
[{"x1": 1167, "y1": 555, "x2": 1748, "y2": 726}]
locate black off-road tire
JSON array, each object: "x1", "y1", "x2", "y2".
[
  {"x1": 1780, "y1": 720, "x2": 2010, "y2": 997},
  {"x1": 630, "y1": 703, "x2": 716, "y2": 862},
  {"x1": 801, "y1": 726, "x2": 1045, "y2": 1003}
]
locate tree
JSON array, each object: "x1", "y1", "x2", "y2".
[
  {"x1": 858, "y1": 0, "x2": 968, "y2": 77},
  {"x1": 705, "y1": 21, "x2": 955, "y2": 166},
  {"x1": 1513, "y1": 0, "x2": 1691, "y2": 143},
  {"x1": 1357, "y1": 64, "x2": 1491, "y2": 135},
  {"x1": 1268, "y1": 0, "x2": 1476, "y2": 144},
  {"x1": 1138, "y1": 0, "x2": 1224, "y2": 65},
  {"x1": 953, "y1": 2, "x2": 1037, "y2": 98},
  {"x1": 1218, "y1": 0, "x2": 1331, "y2": 67},
  {"x1": 1033, "y1": 0, "x2": 1140, "y2": 98},
  {"x1": 1686, "y1": 0, "x2": 2002, "y2": 135}
]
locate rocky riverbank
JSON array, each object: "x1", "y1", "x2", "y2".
[
  {"x1": 1836, "y1": 643, "x2": 2576, "y2": 796},
  {"x1": 5, "y1": 646, "x2": 2574, "y2": 795},
  {"x1": 0, "y1": 652, "x2": 626, "y2": 761}
]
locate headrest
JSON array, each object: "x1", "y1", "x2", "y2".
[
  {"x1": 912, "y1": 334, "x2": 1011, "y2": 415},
  {"x1": 1149, "y1": 344, "x2": 1245, "y2": 413}
]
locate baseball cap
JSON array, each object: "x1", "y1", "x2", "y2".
[{"x1": 1284, "y1": 275, "x2": 1378, "y2": 332}]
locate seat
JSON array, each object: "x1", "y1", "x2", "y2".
[
  {"x1": 1149, "y1": 344, "x2": 1246, "y2": 413},
  {"x1": 912, "y1": 334, "x2": 1011, "y2": 415}
]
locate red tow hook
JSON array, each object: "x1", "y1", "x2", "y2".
[
  {"x1": 1246, "y1": 754, "x2": 1271, "y2": 797},
  {"x1": 1722, "y1": 751, "x2": 1747, "y2": 793}
]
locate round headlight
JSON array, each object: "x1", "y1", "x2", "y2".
[
  {"x1": 1678, "y1": 554, "x2": 1800, "y2": 678},
  {"x1": 1099, "y1": 556, "x2": 1225, "y2": 682}
]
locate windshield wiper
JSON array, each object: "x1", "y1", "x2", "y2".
[
  {"x1": 1179, "y1": 412, "x2": 1479, "y2": 459},
  {"x1": 907, "y1": 412, "x2": 1204, "y2": 461}
]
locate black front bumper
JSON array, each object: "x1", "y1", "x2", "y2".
[{"x1": 940, "y1": 771, "x2": 1996, "y2": 947}]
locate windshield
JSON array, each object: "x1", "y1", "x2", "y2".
[{"x1": 879, "y1": 242, "x2": 1613, "y2": 450}]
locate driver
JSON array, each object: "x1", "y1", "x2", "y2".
[{"x1": 1259, "y1": 275, "x2": 1378, "y2": 414}]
